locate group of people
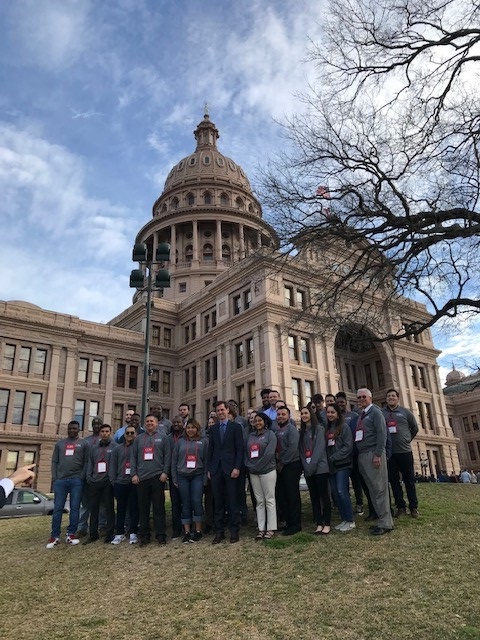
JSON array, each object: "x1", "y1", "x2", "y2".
[{"x1": 45, "y1": 386, "x2": 421, "y2": 548}]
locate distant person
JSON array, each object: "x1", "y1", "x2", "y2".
[{"x1": 0, "y1": 465, "x2": 35, "y2": 509}]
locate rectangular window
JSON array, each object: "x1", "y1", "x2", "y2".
[
  {"x1": 116, "y1": 363, "x2": 126, "y2": 388},
  {"x1": 129, "y1": 366, "x2": 138, "y2": 390},
  {"x1": 2, "y1": 344, "x2": 15, "y2": 371},
  {"x1": 185, "y1": 369, "x2": 190, "y2": 393},
  {"x1": 6, "y1": 451, "x2": 19, "y2": 474},
  {"x1": 184, "y1": 326, "x2": 190, "y2": 344},
  {"x1": 291, "y1": 378, "x2": 301, "y2": 411},
  {"x1": 192, "y1": 365, "x2": 197, "y2": 390},
  {"x1": 164, "y1": 327, "x2": 172, "y2": 348},
  {"x1": 248, "y1": 381, "x2": 256, "y2": 409},
  {"x1": 300, "y1": 338, "x2": 310, "y2": 364},
  {"x1": 296, "y1": 290, "x2": 306, "y2": 309},
  {"x1": 28, "y1": 393, "x2": 42, "y2": 426},
  {"x1": 463, "y1": 416, "x2": 470, "y2": 432},
  {"x1": 304, "y1": 380, "x2": 314, "y2": 405},
  {"x1": 204, "y1": 315, "x2": 210, "y2": 334},
  {"x1": 12, "y1": 391, "x2": 26, "y2": 424},
  {"x1": 92, "y1": 360, "x2": 102, "y2": 384},
  {"x1": 179, "y1": 282, "x2": 187, "y2": 293},
  {"x1": 284, "y1": 286, "x2": 293, "y2": 306},
  {"x1": 235, "y1": 343, "x2": 244, "y2": 368},
  {"x1": 24, "y1": 451, "x2": 36, "y2": 466},
  {"x1": 243, "y1": 290, "x2": 252, "y2": 310},
  {"x1": 74, "y1": 399, "x2": 86, "y2": 429},
  {"x1": 246, "y1": 338, "x2": 254, "y2": 365},
  {"x1": 418, "y1": 366, "x2": 428, "y2": 390},
  {"x1": 191, "y1": 321, "x2": 197, "y2": 341},
  {"x1": 233, "y1": 295, "x2": 241, "y2": 315},
  {"x1": 424, "y1": 403, "x2": 433, "y2": 430},
  {"x1": 416, "y1": 402, "x2": 425, "y2": 429},
  {"x1": 150, "y1": 369, "x2": 159, "y2": 393},
  {"x1": 78, "y1": 358, "x2": 88, "y2": 383},
  {"x1": 205, "y1": 359, "x2": 211, "y2": 384},
  {"x1": 472, "y1": 415, "x2": 479, "y2": 431},
  {"x1": 113, "y1": 404, "x2": 123, "y2": 431},
  {"x1": 213, "y1": 355, "x2": 218, "y2": 381},
  {"x1": 89, "y1": 401, "x2": 100, "y2": 428},
  {"x1": 237, "y1": 384, "x2": 245, "y2": 416},
  {"x1": 18, "y1": 347, "x2": 31, "y2": 373},
  {"x1": 288, "y1": 335, "x2": 297, "y2": 360},
  {"x1": 33, "y1": 349, "x2": 47, "y2": 375},
  {"x1": 477, "y1": 441, "x2": 480, "y2": 458},
  {"x1": 212, "y1": 310, "x2": 217, "y2": 327},
  {"x1": 0, "y1": 389, "x2": 9, "y2": 422},
  {"x1": 152, "y1": 325, "x2": 161, "y2": 345},
  {"x1": 410, "y1": 365, "x2": 419, "y2": 387},
  {"x1": 163, "y1": 371, "x2": 171, "y2": 395},
  {"x1": 468, "y1": 441, "x2": 477, "y2": 461},
  {"x1": 375, "y1": 360, "x2": 385, "y2": 388}
]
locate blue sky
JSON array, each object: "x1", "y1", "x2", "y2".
[{"x1": 0, "y1": 0, "x2": 478, "y2": 383}]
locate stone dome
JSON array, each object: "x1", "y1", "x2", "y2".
[
  {"x1": 445, "y1": 366, "x2": 466, "y2": 386},
  {"x1": 162, "y1": 112, "x2": 252, "y2": 194}
]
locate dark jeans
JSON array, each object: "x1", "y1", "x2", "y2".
[
  {"x1": 88, "y1": 481, "x2": 115, "y2": 539},
  {"x1": 51, "y1": 476, "x2": 83, "y2": 538},
  {"x1": 136, "y1": 475, "x2": 166, "y2": 542},
  {"x1": 276, "y1": 460, "x2": 302, "y2": 531},
  {"x1": 178, "y1": 474, "x2": 204, "y2": 524},
  {"x1": 388, "y1": 451, "x2": 418, "y2": 510},
  {"x1": 204, "y1": 479, "x2": 213, "y2": 528},
  {"x1": 330, "y1": 468, "x2": 354, "y2": 522},
  {"x1": 113, "y1": 482, "x2": 139, "y2": 535},
  {"x1": 211, "y1": 470, "x2": 240, "y2": 535},
  {"x1": 169, "y1": 480, "x2": 183, "y2": 535},
  {"x1": 305, "y1": 472, "x2": 331, "y2": 526}
]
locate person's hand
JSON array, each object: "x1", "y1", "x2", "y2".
[
  {"x1": 132, "y1": 474, "x2": 140, "y2": 485},
  {"x1": 9, "y1": 465, "x2": 35, "y2": 487},
  {"x1": 372, "y1": 455, "x2": 381, "y2": 469},
  {"x1": 231, "y1": 468, "x2": 240, "y2": 479},
  {"x1": 160, "y1": 473, "x2": 168, "y2": 483}
]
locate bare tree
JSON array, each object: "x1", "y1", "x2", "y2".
[{"x1": 260, "y1": 0, "x2": 480, "y2": 341}]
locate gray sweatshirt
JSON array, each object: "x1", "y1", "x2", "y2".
[
  {"x1": 109, "y1": 441, "x2": 136, "y2": 485},
  {"x1": 274, "y1": 421, "x2": 300, "y2": 465},
  {"x1": 325, "y1": 422, "x2": 353, "y2": 473},
  {"x1": 171, "y1": 436, "x2": 209, "y2": 485},
  {"x1": 381, "y1": 405, "x2": 419, "y2": 454},
  {"x1": 298, "y1": 425, "x2": 329, "y2": 477},
  {"x1": 355, "y1": 404, "x2": 387, "y2": 457},
  {"x1": 245, "y1": 429, "x2": 277, "y2": 475},
  {"x1": 131, "y1": 429, "x2": 171, "y2": 481},
  {"x1": 86, "y1": 439, "x2": 117, "y2": 484},
  {"x1": 51, "y1": 437, "x2": 89, "y2": 481}
]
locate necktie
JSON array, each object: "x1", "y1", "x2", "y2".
[{"x1": 220, "y1": 422, "x2": 227, "y2": 441}]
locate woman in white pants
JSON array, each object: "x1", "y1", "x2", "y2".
[{"x1": 245, "y1": 412, "x2": 278, "y2": 540}]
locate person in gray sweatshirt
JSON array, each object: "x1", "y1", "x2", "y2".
[
  {"x1": 109, "y1": 426, "x2": 139, "y2": 545},
  {"x1": 325, "y1": 403, "x2": 354, "y2": 533},
  {"x1": 131, "y1": 414, "x2": 171, "y2": 546},
  {"x1": 46, "y1": 420, "x2": 89, "y2": 548},
  {"x1": 245, "y1": 412, "x2": 278, "y2": 539},
  {"x1": 84, "y1": 424, "x2": 117, "y2": 544},
  {"x1": 274, "y1": 405, "x2": 302, "y2": 536},
  {"x1": 171, "y1": 419, "x2": 208, "y2": 543},
  {"x1": 299, "y1": 406, "x2": 331, "y2": 535}
]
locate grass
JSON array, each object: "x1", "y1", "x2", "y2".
[{"x1": 1, "y1": 484, "x2": 480, "y2": 640}]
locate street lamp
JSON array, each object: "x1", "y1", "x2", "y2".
[{"x1": 130, "y1": 242, "x2": 171, "y2": 424}]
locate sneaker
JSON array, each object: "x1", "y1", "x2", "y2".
[
  {"x1": 410, "y1": 508, "x2": 419, "y2": 518},
  {"x1": 192, "y1": 531, "x2": 203, "y2": 542},
  {"x1": 394, "y1": 507, "x2": 407, "y2": 518},
  {"x1": 338, "y1": 521, "x2": 356, "y2": 532},
  {"x1": 334, "y1": 521, "x2": 347, "y2": 530},
  {"x1": 65, "y1": 534, "x2": 80, "y2": 546},
  {"x1": 46, "y1": 537, "x2": 59, "y2": 549},
  {"x1": 129, "y1": 533, "x2": 138, "y2": 545},
  {"x1": 111, "y1": 535, "x2": 125, "y2": 545},
  {"x1": 182, "y1": 533, "x2": 191, "y2": 544},
  {"x1": 355, "y1": 504, "x2": 364, "y2": 516}
]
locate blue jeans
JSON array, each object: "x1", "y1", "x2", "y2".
[
  {"x1": 178, "y1": 474, "x2": 204, "y2": 524},
  {"x1": 51, "y1": 477, "x2": 83, "y2": 538},
  {"x1": 329, "y1": 469, "x2": 354, "y2": 522}
]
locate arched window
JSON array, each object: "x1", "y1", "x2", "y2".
[
  {"x1": 203, "y1": 244, "x2": 214, "y2": 262},
  {"x1": 204, "y1": 191, "x2": 212, "y2": 205},
  {"x1": 222, "y1": 244, "x2": 231, "y2": 260},
  {"x1": 235, "y1": 197, "x2": 244, "y2": 210},
  {"x1": 161, "y1": 203, "x2": 167, "y2": 213},
  {"x1": 220, "y1": 193, "x2": 229, "y2": 207},
  {"x1": 172, "y1": 197, "x2": 179, "y2": 209},
  {"x1": 187, "y1": 193, "x2": 195, "y2": 206},
  {"x1": 185, "y1": 244, "x2": 193, "y2": 262}
]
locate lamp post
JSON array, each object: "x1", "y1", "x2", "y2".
[{"x1": 130, "y1": 242, "x2": 171, "y2": 424}]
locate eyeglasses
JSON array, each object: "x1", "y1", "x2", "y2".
[
  {"x1": 125, "y1": 431, "x2": 135, "y2": 435},
  {"x1": 357, "y1": 395, "x2": 368, "y2": 399}
]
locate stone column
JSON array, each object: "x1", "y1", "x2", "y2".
[
  {"x1": 263, "y1": 323, "x2": 280, "y2": 389},
  {"x1": 43, "y1": 346, "x2": 61, "y2": 433},
  {"x1": 170, "y1": 224, "x2": 177, "y2": 269},
  {"x1": 103, "y1": 357, "x2": 115, "y2": 425},
  {"x1": 239, "y1": 223, "x2": 245, "y2": 259},
  {"x1": 193, "y1": 220, "x2": 199, "y2": 262},
  {"x1": 60, "y1": 348, "x2": 77, "y2": 426},
  {"x1": 216, "y1": 220, "x2": 222, "y2": 261}
]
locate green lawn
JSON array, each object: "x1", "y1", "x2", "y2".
[{"x1": 1, "y1": 483, "x2": 479, "y2": 640}]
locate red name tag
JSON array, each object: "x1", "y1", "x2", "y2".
[
  {"x1": 143, "y1": 447, "x2": 154, "y2": 461},
  {"x1": 65, "y1": 444, "x2": 75, "y2": 456}
]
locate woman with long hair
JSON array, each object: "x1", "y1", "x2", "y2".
[
  {"x1": 171, "y1": 418, "x2": 208, "y2": 543},
  {"x1": 325, "y1": 402, "x2": 354, "y2": 533},
  {"x1": 299, "y1": 405, "x2": 331, "y2": 534},
  {"x1": 245, "y1": 412, "x2": 277, "y2": 540}
]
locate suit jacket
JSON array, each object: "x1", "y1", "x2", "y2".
[
  {"x1": 208, "y1": 420, "x2": 244, "y2": 476},
  {"x1": 0, "y1": 486, "x2": 6, "y2": 509}
]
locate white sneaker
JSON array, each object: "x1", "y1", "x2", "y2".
[
  {"x1": 111, "y1": 534, "x2": 125, "y2": 545},
  {"x1": 66, "y1": 534, "x2": 80, "y2": 545},
  {"x1": 339, "y1": 521, "x2": 356, "y2": 532},
  {"x1": 46, "y1": 537, "x2": 59, "y2": 549},
  {"x1": 334, "y1": 521, "x2": 347, "y2": 530},
  {"x1": 129, "y1": 533, "x2": 138, "y2": 545}
]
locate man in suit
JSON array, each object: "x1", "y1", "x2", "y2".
[
  {"x1": 0, "y1": 464, "x2": 36, "y2": 508},
  {"x1": 208, "y1": 400, "x2": 244, "y2": 544}
]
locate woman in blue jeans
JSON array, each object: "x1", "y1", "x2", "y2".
[
  {"x1": 325, "y1": 403, "x2": 355, "y2": 533},
  {"x1": 171, "y1": 419, "x2": 209, "y2": 543}
]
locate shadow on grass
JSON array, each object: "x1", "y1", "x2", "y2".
[{"x1": 265, "y1": 532, "x2": 315, "y2": 549}]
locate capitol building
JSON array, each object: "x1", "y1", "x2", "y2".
[{"x1": 0, "y1": 112, "x2": 460, "y2": 490}]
